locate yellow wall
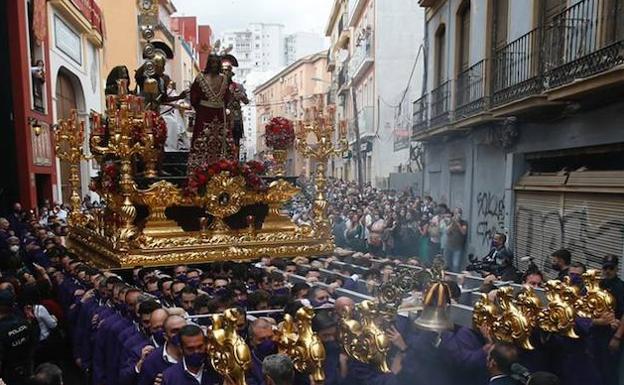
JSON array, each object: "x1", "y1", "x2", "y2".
[
  {"x1": 99, "y1": 0, "x2": 141, "y2": 82},
  {"x1": 254, "y1": 53, "x2": 329, "y2": 177}
]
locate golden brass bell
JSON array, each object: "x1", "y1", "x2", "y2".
[{"x1": 413, "y1": 282, "x2": 454, "y2": 333}]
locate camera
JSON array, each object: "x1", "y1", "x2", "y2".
[{"x1": 465, "y1": 253, "x2": 498, "y2": 275}]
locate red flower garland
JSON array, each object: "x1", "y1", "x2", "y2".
[
  {"x1": 186, "y1": 160, "x2": 267, "y2": 196},
  {"x1": 265, "y1": 117, "x2": 295, "y2": 150},
  {"x1": 91, "y1": 160, "x2": 120, "y2": 194}
]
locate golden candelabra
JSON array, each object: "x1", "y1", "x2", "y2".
[
  {"x1": 54, "y1": 110, "x2": 88, "y2": 226},
  {"x1": 473, "y1": 269, "x2": 615, "y2": 350},
  {"x1": 276, "y1": 306, "x2": 326, "y2": 383},
  {"x1": 295, "y1": 104, "x2": 348, "y2": 236},
  {"x1": 90, "y1": 80, "x2": 155, "y2": 249}
]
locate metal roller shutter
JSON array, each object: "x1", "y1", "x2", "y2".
[
  {"x1": 514, "y1": 190, "x2": 624, "y2": 278},
  {"x1": 563, "y1": 193, "x2": 624, "y2": 271},
  {"x1": 514, "y1": 192, "x2": 563, "y2": 276}
]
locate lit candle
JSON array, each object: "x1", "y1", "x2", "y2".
[
  {"x1": 106, "y1": 95, "x2": 116, "y2": 112},
  {"x1": 92, "y1": 113, "x2": 102, "y2": 135}
]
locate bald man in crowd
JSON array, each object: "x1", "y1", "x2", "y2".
[{"x1": 138, "y1": 314, "x2": 187, "y2": 385}]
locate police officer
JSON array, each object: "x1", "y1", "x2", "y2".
[{"x1": 0, "y1": 289, "x2": 38, "y2": 385}]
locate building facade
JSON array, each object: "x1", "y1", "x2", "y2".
[
  {"x1": 100, "y1": 0, "x2": 178, "y2": 85},
  {"x1": 326, "y1": 0, "x2": 424, "y2": 187},
  {"x1": 2, "y1": 0, "x2": 56, "y2": 208},
  {"x1": 415, "y1": 0, "x2": 624, "y2": 274},
  {"x1": 170, "y1": 16, "x2": 201, "y2": 90},
  {"x1": 47, "y1": 0, "x2": 105, "y2": 203},
  {"x1": 254, "y1": 52, "x2": 329, "y2": 177}
]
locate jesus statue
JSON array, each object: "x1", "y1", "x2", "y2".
[{"x1": 187, "y1": 54, "x2": 234, "y2": 173}]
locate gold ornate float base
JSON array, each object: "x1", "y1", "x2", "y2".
[{"x1": 67, "y1": 224, "x2": 333, "y2": 269}]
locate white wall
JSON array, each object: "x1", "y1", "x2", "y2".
[
  {"x1": 48, "y1": 8, "x2": 103, "y2": 201},
  {"x1": 374, "y1": 0, "x2": 425, "y2": 185}
]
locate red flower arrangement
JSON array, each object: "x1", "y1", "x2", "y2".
[
  {"x1": 265, "y1": 117, "x2": 295, "y2": 150},
  {"x1": 186, "y1": 159, "x2": 267, "y2": 196},
  {"x1": 146, "y1": 111, "x2": 167, "y2": 149},
  {"x1": 90, "y1": 160, "x2": 120, "y2": 194}
]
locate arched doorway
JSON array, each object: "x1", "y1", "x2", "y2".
[{"x1": 55, "y1": 69, "x2": 84, "y2": 204}]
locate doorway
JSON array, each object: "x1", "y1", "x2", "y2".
[{"x1": 55, "y1": 70, "x2": 82, "y2": 204}]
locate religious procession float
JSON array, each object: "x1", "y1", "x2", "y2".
[
  {"x1": 51, "y1": 2, "x2": 618, "y2": 384},
  {"x1": 53, "y1": 1, "x2": 347, "y2": 270}
]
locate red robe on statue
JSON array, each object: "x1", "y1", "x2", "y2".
[{"x1": 187, "y1": 72, "x2": 234, "y2": 173}]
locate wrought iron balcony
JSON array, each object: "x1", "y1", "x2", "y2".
[
  {"x1": 430, "y1": 81, "x2": 451, "y2": 128},
  {"x1": 349, "y1": 32, "x2": 374, "y2": 83},
  {"x1": 412, "y1": 94, "x2": 428, "y2": 135},
  {"x1": 455, "y1": 60, "x2": 487, "y2": 119},
  {"x1": 544, "y1": 0, "x2": 624, "y2": 89},
  {"x1": 338, "y1": 63, "x2": 349, "y2": 91},
  {"x1": 358, "y1": 106, "x2": 375, "y2": 136},
  {"x1": 492, "y1": 28, "x2": 543, "y2": 107}
]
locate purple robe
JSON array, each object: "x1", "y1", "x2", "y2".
[
  {"x1": 138, "y1": 345, "x2": 177, "y2": 385},
  {"x1": 93, "y1": 312, "x2": 121, "y2": 385},
  {"x1": 162, "y1": 360, "x2": 222, "y2": 385},
  {"x1": 118, "y1": 332, "x2": 150, "y2": 385},
  {"x1": 440, "y1": 326, "x2": 488, "y2": 385}
]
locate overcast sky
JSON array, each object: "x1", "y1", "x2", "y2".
[{"x1": 172, "y1": 0, "x2": 334, "y2": 36}]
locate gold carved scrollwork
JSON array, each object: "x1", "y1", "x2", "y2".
[
  {"x1": 134, "y1": 180, "x2": 184, "y2": 235},
  {"x1": 207, "y1": 308, "x2": 251, "y2": 385},
  {"x1": 194, "y1": 172, "x2": 253, "y2": 231},
  {"x1": 276, "y1": 306, "x2": 326, "y2": 382},
  {"x1": 263, "y1": 179, "x2": 300, "y2": 231},
  {"x1": 339, "y1": 300, "x2": 391, "y2": 373},
  {"x1": 538, "y1": 280, "x2": 579, "y2": 339},
  {"x1": 493, "y1": 287, "x2": 534, "y2": 350},
  {"x1": 575, "y1": 269, "x2": 615, "y2": 319}
]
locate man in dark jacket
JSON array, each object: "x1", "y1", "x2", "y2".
[
  {"x1": 486, "y1": 343, "x2": 521, "y2": 385},
  {"x1": 0, "y1": 289, "x2": 38, "y2": 384}
]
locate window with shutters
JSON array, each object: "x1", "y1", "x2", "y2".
[
  {"x1": 542, "y1": 0, "x2": 567, "y2": 25},
  {"x1": 493, "y1": 0, "x2": 509, "y2": 51},
  {"x1": 434, "y1": 24, "x2": 447, "y2": 86},
  {"x1": 457, "y1": 1, "x2": 471, "y2": 72}
]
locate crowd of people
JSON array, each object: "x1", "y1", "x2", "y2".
[
  {"x1": 0, "y1": 193, "x2": 621, "y2": 385},
  {"x1": 290, "y1": 179, "x2": 468, "y2": 272}
]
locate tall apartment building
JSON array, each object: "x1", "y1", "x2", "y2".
[
  {"x1": 284, "y1": 32, "x2": 328, "y2": 66},
  {"x1": 325, "y1": 0, "x2": 424, "y2": 186},
  {"x1": 254, "y1": 52, "x2": 329, "y2": 177},
  {"x1": 414, "y1": 0, "x2": 624, "y2": 273}
]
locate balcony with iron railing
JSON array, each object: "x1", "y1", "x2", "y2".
[
  {"x1": 413, "y1": 0, "x2": 624, "y2": 139},
  {"x1": 543, "y1": 0, "x2": 624, "y2": 89},
  {"x1": 492, "y1": 28, "x2": 543, "y2": 107},
  {"x1": 412, "y1": 94, "x2": 428, "y2": 135},
  {"x1": 358, "y1": 106, "x2": 375, "y2": 136},
  {"x1": 338, "y1": 63, "x2": 350, "y2": 92},
  {"x1": 327, "y1": 49, "x2": 335, "y2": 71},
  {"x1": 349, "y1": 32, "x2": 374, "y2": 83},
  {"x1": 430, "y1": 81, "x2": 451, "y2": 128},
  {"x1": 455, "y1": 60, "x2": 488, "y2": 119}
]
